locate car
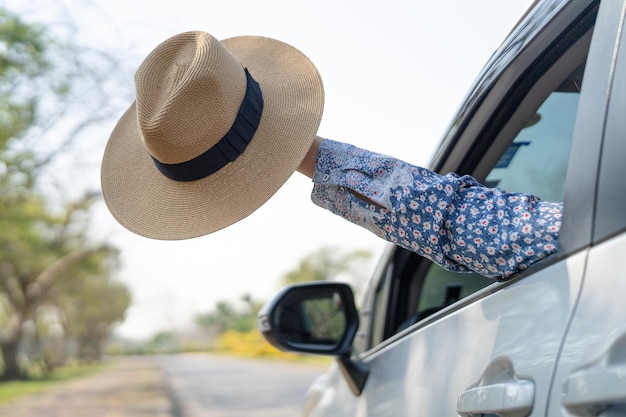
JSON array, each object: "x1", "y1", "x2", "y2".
[{"x1": 258, "y1": 0, "x2": 626, "y2": 415}]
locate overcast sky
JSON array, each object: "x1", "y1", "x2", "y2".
[{"x1": 6, "y1": 0, "x2": 532, "y2": 339}]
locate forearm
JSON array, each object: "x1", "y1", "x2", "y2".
[{"x1": 297, "y1": 135, "x2": 323, "y2": 178}]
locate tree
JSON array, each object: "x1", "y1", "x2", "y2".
[
  {"x1": 195, "y1": 294, "x2": 263, "y2": 337},
  {"x1": 54, "y1": 246, "x2": 130, "y2": 362},
  {"x1": 0, "y1": 243, "x2": 104, "y2": 379},
  {"x1": 0, "y1": 184, "x2": 128, "y2": 378},
  {"x1": 60, "y1": 274, "x2": 131, "y2": 362},
  {"x1": 0, "y1": 7, "x2": 128, "y2": 380},
  {"x1": 280, "y1": 247, "x2": 372, "y2": 292}
]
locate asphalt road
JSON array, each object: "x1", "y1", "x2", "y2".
[{"x1": 158, "y1": 354, "x2": 328, "y2": 417}]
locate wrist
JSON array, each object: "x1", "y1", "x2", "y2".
[{"x1": 297, "y1": 135, "x2": 323, "y2": 178}]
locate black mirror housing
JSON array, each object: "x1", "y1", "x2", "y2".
[{"x1": 258, "y1": 282, "x2": 359, "y2": 356}]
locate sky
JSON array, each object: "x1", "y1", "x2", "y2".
[{"x1": 6, "y1": 0, "x2": 532, "y2": 339}]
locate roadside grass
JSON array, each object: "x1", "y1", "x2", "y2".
[{"x1": 0, "y1": 363, "x2": 107, "y2": 404}]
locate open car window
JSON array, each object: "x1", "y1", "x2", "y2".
[{"x1": 365, "y1": 8, "x2": 596, "y2": 347}]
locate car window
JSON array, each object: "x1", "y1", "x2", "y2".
[
  {"x1": 408, "y1": 70, "x2": 583, "y2": 332},
  {"x1": 409, "y1": 76, "x2": 584, "y2": 331},
  {"x1": 484, "y1": 89, "x2": 580, "y2": 201},
  {"x1": 366, "y1": 20, "x2": 594, "y2": 346}
]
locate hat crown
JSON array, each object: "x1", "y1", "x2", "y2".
[{"x1": 135, "y1": 31, "x2": 247, "y2": 164}]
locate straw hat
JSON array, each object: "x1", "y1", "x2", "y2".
[{"x1": 101, "y1": 31, "x2": 324, "y2": 240}]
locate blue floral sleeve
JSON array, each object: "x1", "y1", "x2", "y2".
[{"x1": 311, "y1": 139, "x2": 562, "y2": 279}]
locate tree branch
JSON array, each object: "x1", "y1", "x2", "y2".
[{"x1": 35, "y1": 247, "x2": 104, "y2": 294}]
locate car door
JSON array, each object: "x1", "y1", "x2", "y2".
[
  {"x1": 548, "y1": 1, "x2": 626, "y2": 415},
  {"x1": 307, "y1": 1, "x2": 607, "y2": 416}
]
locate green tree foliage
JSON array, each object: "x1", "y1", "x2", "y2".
[
  {"x1": 280, "y1": 247, "x2": 372, "y2": 293},
  {"x1": 57, "y1": 248, "x2": 131, "y2": 362},
  {"x1": 301, "y1": 297, "x2": 346, "y2": 342},
  {"x1": 195, "y1": 294, "x2": 263, "y2": 337},
  {"x1": 0, "y1": 8, "x2": 129, "y2": 380},
  {"x1": 0, "y1": 9, "x2": 48, "y2": 148},
  {"x1": 144, "y1": 330, "x2": 180, "y2": 354},
  {"x1": 195, "y1": 247, "x2": 372, "y2": 346}
]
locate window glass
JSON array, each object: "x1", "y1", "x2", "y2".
[
  {"x1": 416, "y1": 268, "x2": 490, "y2": 313},
  {"x1": 484, "y1": 91, "x2": 580, "y2": 202}
]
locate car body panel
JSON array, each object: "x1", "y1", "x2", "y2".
[
  {"x1": 548, "y1": 1, "x2": 626, "y2": 415},
  {"x1": 306, "y1": 255, "x2": 586, "y2": 417},
  {"x1": 549, "y1": 234, "x2": 626, "y2": 417}
]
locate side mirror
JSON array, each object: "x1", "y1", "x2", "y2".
[
  {"x1": 258, "y1": 282, "x2": 368, "y2": 395},
  {"x1": 258, "y1": 282, "x2": 358, "y2": 355}
]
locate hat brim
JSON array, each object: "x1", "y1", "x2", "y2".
[{"x1": 101, "y1": 36, "x2": 324, "y2": 240}]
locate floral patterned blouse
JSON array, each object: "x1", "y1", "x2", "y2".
[{"x1": 311, "y1": 139, "x2": 563, "y2": 280}]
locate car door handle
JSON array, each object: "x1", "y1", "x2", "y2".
[
  {"x1": 562, "y1": 333, "x2": 626, "y2": 416},
  {"x1": 562, "y1": 366, "x2": 626, "y2": 415},
  {"x1": 457, "y1": 357, "x2": 534, "y2": 417},
  {"x1": 457, "y1": 380, "x2": 534, "y2": 417}
]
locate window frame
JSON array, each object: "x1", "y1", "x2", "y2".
[{"x1": 592, "y1": 0, "x2": 626, "y2": 243}]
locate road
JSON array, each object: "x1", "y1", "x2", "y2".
[
  {"x1": 0, "y1": 356, "x2": 173, "y2": 417},
  {"x1": 0, "y1": 354, "x2": 326, "y2": 417},
  {"x1": 158, "y1": 354, "x2": 327, "y2": 417}
]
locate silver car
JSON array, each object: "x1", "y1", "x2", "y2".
[{"x1": 259, "y1": 0, "x2": 626, "y2": 415}]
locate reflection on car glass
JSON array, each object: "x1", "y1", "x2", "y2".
[
  {"x1": 495, "y1": 141, "x2": 531, "y2": 169},
  {"x1": 485, "y1": 92, "x2": 579, "y2": 201}
]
